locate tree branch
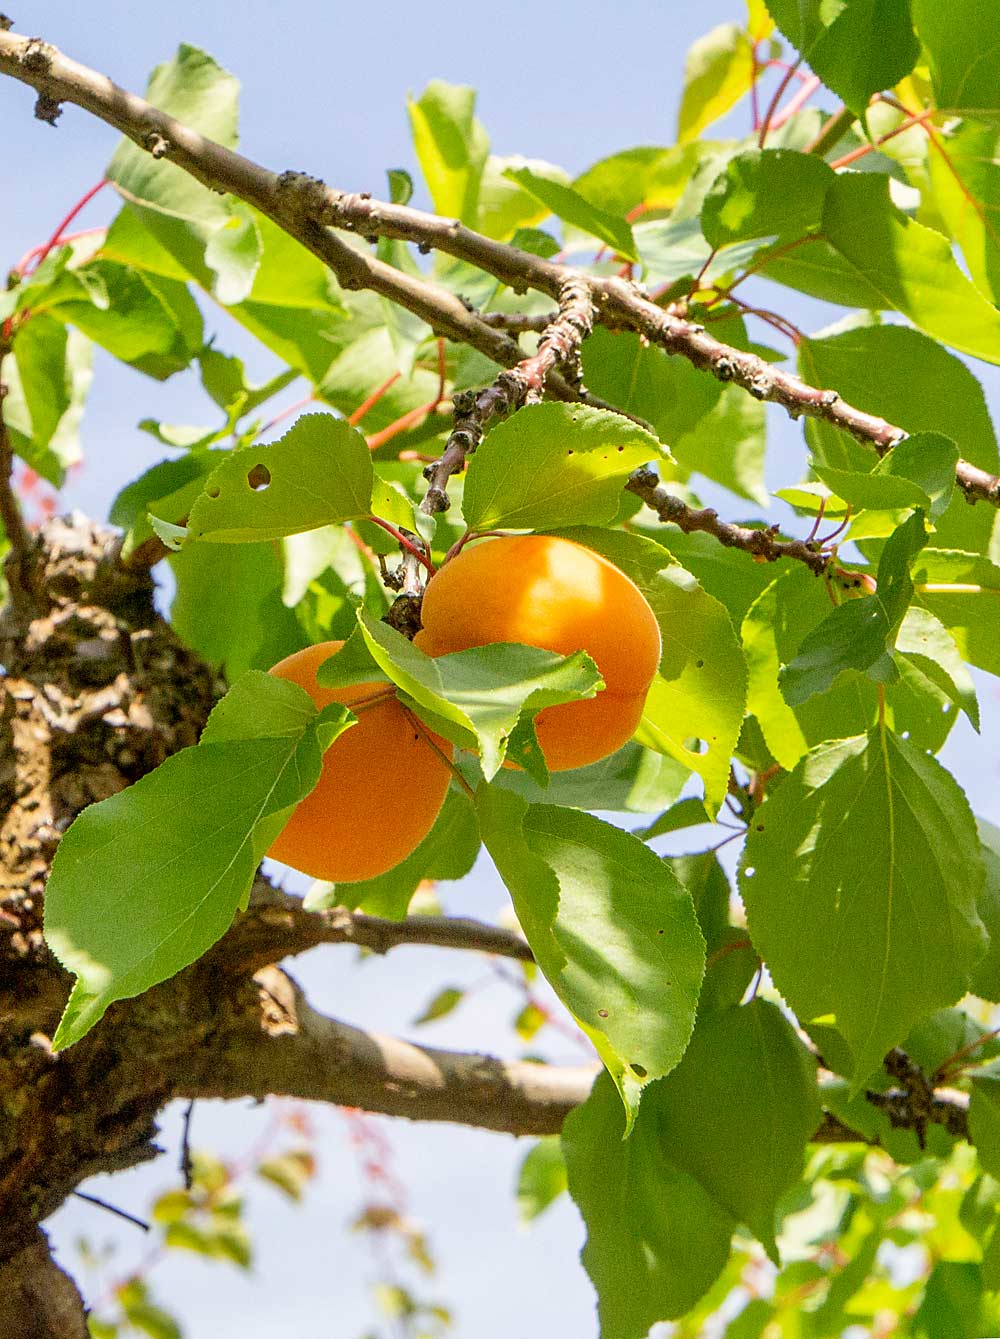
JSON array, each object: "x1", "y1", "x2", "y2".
[
  {"x1": 177, "y1": 966, "x2": 597, "y2": 1136},
  {"x1": 422, "y1": 274, "x2": 595, "y2": 513},
  {"x1": 228, "y1": 879, "x2": 533, "y2": 975},
  {"x1": 2, "y1": 29, "x2": 996, "y2": 518},
  {"x1": 626, "y1": 467, "x2": 831, "y2": 575}
]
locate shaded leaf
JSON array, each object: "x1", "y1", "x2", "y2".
[{"x1": 740, "y1": 731, "x2": 987, "y2": 1089}]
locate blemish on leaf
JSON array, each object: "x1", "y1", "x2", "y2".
[
  {"x1": 248, "y1": 464, "x2": 271, "y2": 491},
  {"x1": 630, "y1": 1063, "x2": 648, "y2": 1078}
]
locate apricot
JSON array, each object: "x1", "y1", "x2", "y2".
[
  {"x1": 414, "y1": 535, "x2": 661, "y2": 771},
  {"x1": 266, "y1": 641, "x2": 453, "y2": 882}
]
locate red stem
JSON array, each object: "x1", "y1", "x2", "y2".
[
  {"x1": 17, "y1": 178, "x2": 109, "y2": 277},
  {"x1": 758, "y1": 57, "x2": 802, "y2": 147},
  {"x1": 348, "y1": 371, "x2": 402, "y2": 427},
  {"x1": 366, "y1": 516, "x2": 436, "y2": 574}
]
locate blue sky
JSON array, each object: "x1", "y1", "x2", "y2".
[{"x1": 3, "y1": 2, "x2": 999, "y2": 1335}]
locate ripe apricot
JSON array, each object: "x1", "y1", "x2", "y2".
[
  {"x1": 414, "y1": 535, "x2": 661, "y2": 771},
  {"x1": 266, "y1": 641, "x2": 453, "y2": 882}
]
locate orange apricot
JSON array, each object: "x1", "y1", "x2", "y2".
[
  {"x1": 413, "y1": 535, "x2": 661, "y2": 771},
  {"x1": 266, "y1": 641, "x2": 453, "y2": 882}
]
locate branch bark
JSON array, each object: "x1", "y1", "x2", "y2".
[
  {"x1": 176, "y1": 965, "x2": 597, "y2": 1136},
  {"x1": 230, "y1": 879, "x2": 533, "y2": 975},
  {"x1": 2, "y1": 26, "x2": 996, "y2": 521}
]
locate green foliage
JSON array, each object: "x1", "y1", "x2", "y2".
[{"x1": 12, "y1": 8, "x2": 1000, "y2": 1335}]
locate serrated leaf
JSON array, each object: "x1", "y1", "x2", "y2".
[
  {"x1": 740, "y1": 731, "x2": 987, "y2": 1090},
  {"x1": 798, "y1": 323, "x2": 997, "y2": 555},
  {"x1": 563, "y1": 1074, "x2": 735, "y2": 1336},
  {"x1": 186, "y1": 414, "x2": 373, "y2": 542},
  {"x1": 913, "y1": 0, "x2": 1000, "y2": 122},
  {"x1": 43, "y1": 674, "x2": 352, "y2": 1048},
  {"x1": 677, "y1": 23, "x2": 755, "y2": 143},
  {"x1": 461, "y1": 403, "x2": 663, "y2": 531},
  {"x1": 654, "y1": 1001, "x2": 820, "y2": 1259},
  {"x1": 912, "y1": 550, "x2": 1000, "y2": 677},
  {"x1": 896, "y1": 605, "x2": 979, "y2": 731},
  {"x1": 821, "y1": 173, "x2": 1000, "y2": 365},
  {"x1": 743, "y1": 564, "x2": 959, "y2": 770},
  {"x1": 478, "y1": 786, "x2": 705, "y2": 1125},
  {"x1": 501, "y1": 167, "x2": 639, "y2": 261},
  {"x1": 780, "y1": 511, "x2": 926, "y2": 705},
  {"x1": 813, "y1": 432, "x2": 958, "y2": 522},
  {"x1": 701, "y1": 149, "x2": 832, "y2": 248},
  {"x1": 478, "y1": 155, "x2": 570, "y2": 242},
  {"x1": 556, "y1": 528, "x2": 746, "y2": 814},
  {"x1": 340, "y1": 610, "x2": 602, "y2": 781},
  {"x1": 970, "y1": 821, "x2": 1000, "y2": 1003}
]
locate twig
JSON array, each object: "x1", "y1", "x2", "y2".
[
  {"x1": 421, "y1": 274, "x2": 594, "y2": 513},
  {"x1": 625, "y1": 467, "x2": 831, "y2": 574},
  {"x1": 71, "y1": 1190, "x2": 151, "y2": 1233},
  {"x1": 179, "y1": 1099, "x2": 195, "y2": 1191},
  {"x1": 479, "y1": 310, "x2": 559, "y2": 333},
  {"x1": 0, "y1": 30, "x2": 996, "y2": 517}
]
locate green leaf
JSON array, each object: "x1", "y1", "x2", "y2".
[
  {"x1": 478, "y1": 155, "x2": 570, "y2": 242},
  {"x1": 310, "y1": 789, "x2": 480, "y2": 919},
  {"x1": 780, "y1": 510, "x2": 926, "y2": 705},
  {"x1": 806, "y1": 0, "x2": 919, "y2": 121},
  {"x1": 573, "y1": 143, "x2": 709, "y2": 219},
  {"x1": 896, "y1": 605, "x2": 979, "y2": 731},
  {"x1": 563, "y1": 1074, "x2": 735, "y2": 1336},
  {"x1": 478, "y1": 786, "x2": 705, "y2": 1126},
  {"x1": 701, "y1": 149, "x2": 832, "y2": 248},
  {"x1": 677, "y1": 23, "x2": 755, "y2": 143},
  {"x1": 186, "y1": 414, "x2": 373, "y2": 542},
  {"x1": 106, "y1": 45, "x2": 239, "y2": 285},
  {"x1": 110, "y1": 454, "x2": 218, "y2": 557},
  {"x1": 913, "y1": 0, "x2": 1000, "y2": 122},
  {"x1": 43, "y1": 674, "x2": 353, "y2": 1048},
  {"x1": 413, "y1": 986, "x2": 465, "y2": 1027},
  {"x1": 653, "y1": 1001, "x2": 820, "y2": 1260},
  {"x1": 517, "y1": 1138, "x2": 567, "y2": 1222},
  {"x1": 740, "y1": 731, "x2": 987, "y2": 1090},
  {"x1": 461, "y1": 403, "x2": 663, "y2": 531},
  {"x1": 203, "y1": 202, "x2": 261, "y2": 306},
  {"x1": 912, "y1": 550, "x2": 1000, "y2": 677},
  {"x1": 798, "y1": 323, "x2": 997, "y2": 554},
  {"x1": 929, "y1": 122, "x2": 1000, "y2": 305},
  {"x1": 2, "y1": 319, "x2": 91, "y2": 485},
  {"x1": 52, "y1": 262, "x2": 203, "y2": 380},
  {"x1": 488, "y1": 740, "x2": 689, "y2": 815},
  {"x1": 556, "y1": 528, "x2": 746, "y2": 814},
  {"x1": 820, "y1": 173, "x2": 1000, "y2": 365},
  {"x1": 171, "y1": 540, "x2": 306, "y2": 680},
  {"x1": 256, "y1": 1149, "x2": 315, "y2": 1202},
  {"x1": 337, "y1": 610, "x2": 602, "y2": 781},
  {"x1": 913, "y1": 1261, "x2": 983, "y2": 1339},
  {"x1": 813, "y1": 433, "x2": 958, "y2": 523},
  {"x1": 502, "y1": 167, "x2": 639, "y2": 261},
  {"x1": 743, "y1": 564, "x2": 960, "y2": 769},
  {"x1": 970, "y1": 821, "x2": 1000, "y2": 1007},
  {"x1": 407, "y1": 81, "x2": 489, "y2": 225}
]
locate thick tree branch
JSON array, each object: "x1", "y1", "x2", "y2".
[
  {"x1": 2, "y1": 29, "x2": 996, "y2": 519},
  {"x1": 177, "y1": 966, "x2": 597, "y2": 1136},
  {"x1": 0, "y1": 1229, "x2": 88, "y2": 1339}
]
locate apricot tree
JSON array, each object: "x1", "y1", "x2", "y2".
[{"x1": 3, "y1": 3, "x2": 1000, "y2": 1336}]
